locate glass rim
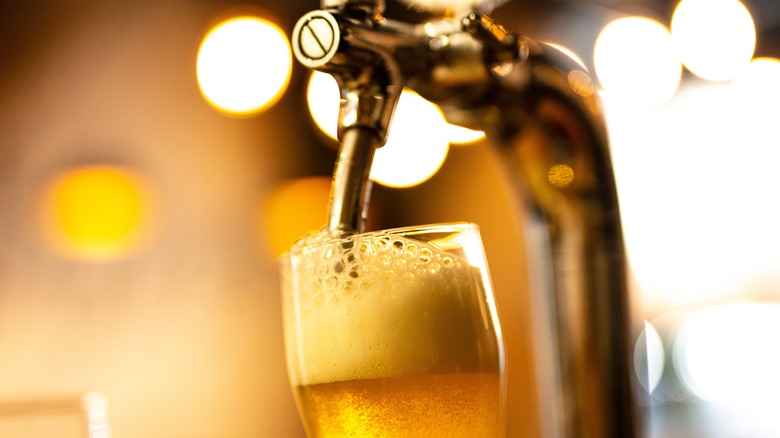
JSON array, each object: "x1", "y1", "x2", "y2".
[{"x1": 279, "y1": 221, "x2": 480, "y2": 261}]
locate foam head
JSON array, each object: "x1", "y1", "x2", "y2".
[{"x1": 282, "y1": 225, "x2": 501, "y2": 384}]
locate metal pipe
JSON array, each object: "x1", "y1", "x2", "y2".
[{"x1": 327, "y1": 127, "x2": 379, "y2": 234}]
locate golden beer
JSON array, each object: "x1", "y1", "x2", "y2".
[
  {"x1": 295, "y1": 372, "x2": 501, "y2": 437},
  {"x1": 281, "y1": 223, "x2": 505, "y2": 437}
]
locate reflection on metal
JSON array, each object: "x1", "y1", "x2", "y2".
[
  {"x1": 568, "y1": 70, "x2": 595, "y2": 97},
  {"x1": 292, "y1": 0, "x2": 640, "y2": 436},
  {"x1": 548, "y1": 164, "x2": 575, "y2": 189}
]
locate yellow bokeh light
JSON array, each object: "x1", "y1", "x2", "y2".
[
  {"x1": 671, "y1": 0, "x2": 755, "y2": 81},
  {"x1": 197, "y1": 16, "x2": 292, "y2": 116},
  {"x1": 547, "y1": 163, "x2": 574, "y2": 188},
  {"x1": 371, "y1": 90, "x2": 450, "y2": 188},
  {"x1": 264, "y1": 177, "x2": 331, "y2": 257},
  {"x1": 594, "y1": 16, "x2": 682, "y2": 108},
  {"x1": 40, "y1": 165, "x2": 154, "y2": 262}
]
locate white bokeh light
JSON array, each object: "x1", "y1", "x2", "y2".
[
  {"x1": 671, "y1": 0, "x2": 756, "y2": 81},
  {"x1": 606, "y1": 80, "x2": 780, "y2": 308},
  {"x1": 634, "y1": 321, "x2": 665, "y2": 395},
  {"x1": 306, "y1": 72, "x2": 451, "y2": 188},
  {"x1": 371, "y1": 90, "x2": 450, "y2": 188},
  {"x1": 594, "y1": 16, "x2": 682, "y2": 108},
  {"x1": 197, "y1": 16, "x2": 292, "y2": 116},
  {"x1": 307, "y1": 71, "x2": 483, "y2": 146},
  {"x1": 673, "y1": 303, "x2": 780, "y2": 402},
  {"x1": 307, "y1": 71, "x2": 341, "y2": 140}
]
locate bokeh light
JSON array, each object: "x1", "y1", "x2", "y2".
[
  {"x1": 264, "y1": 177, "x2": 331, "y2": 257},
  {"x1": 40, "y1": 165, "x2": 155, "y2": 262},
  {"x1": 307, "y1": 71, "x2": 484, "y2": 145},
  {"x1": 370, "y1": 90, "x2": 450, "y2": 188},
  {"x1": 671, "y1": 0, "x2": 756, "y2": 81},
  {"x1": 673, "y1": 303, "x2": 780, "y2": 402},
  {"x1": 594, "y1": 16, "x2": 682, "y2": 108},
  {"x1": 634, "y1": 321, "x2": 665, "y2": 395},
  {"x1": 730, "y1": 57, "x2": 780, "y2": 95},
  {"x1": 444, "y1": 122, "x2": 486, "y2": 145},
  {"x1": 197, "y1": 16, "x2": 292, "y2": 116},
  {"x1": 306, "y1": 71, "x2": 340, "y2": 140},
  {"x1": 729, "y1": 57, "x2": 780, "y2": 127},
  {"x1": 607, "y1": 81, "x2": 780, "y2": 308},
  {"x1": 306, "y1": 71, "x2": 451, "y2": 188}
]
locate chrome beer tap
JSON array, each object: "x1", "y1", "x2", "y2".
[{"x1": 291, "y1": 0, "x2": 640, "y2": 436}]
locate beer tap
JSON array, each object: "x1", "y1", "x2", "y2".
[
  {"x1": 291, "y1": 0, "x2": 640, "y2": 436},
  {"x1": 292, "y1": 0, "x2": 408, "y2": 235}
]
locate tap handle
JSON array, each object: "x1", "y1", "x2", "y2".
[
  {"x1": 292, "y1": 10, "x2": 341, "y2": 71},
  {"x1": 291, "y1": 4, "x2": 401, "y2": 235},
  {"x1": 292, "y1": 8, "x2": 412, "y2": 144}
]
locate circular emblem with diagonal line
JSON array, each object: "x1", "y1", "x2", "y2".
[{"x1": 292, "y1": 11, "x2": 340, "y2": 68}]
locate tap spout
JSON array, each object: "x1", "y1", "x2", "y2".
[{"x1": 327, "y1": 127, "x2": 378, "y2": 234}]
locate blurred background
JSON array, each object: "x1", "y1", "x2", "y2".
[{"x1": 0, "y1": 0, "x2": 779, "y2": 436}]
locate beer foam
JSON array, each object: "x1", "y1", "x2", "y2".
[
  {"x1": 294, "y1": 232, "x2": 466, "y2": 306},
  {"x1": 283, "y1": 230, "x2": 500, "y2": 384}
]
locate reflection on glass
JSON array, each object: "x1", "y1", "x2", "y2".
[{"x1": 281, "y1": 223, "x2": 505, "y2": 437}]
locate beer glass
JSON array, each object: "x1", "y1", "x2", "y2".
[{"x1": 280, "y1": 222, "x2": 505, "y2": 437}]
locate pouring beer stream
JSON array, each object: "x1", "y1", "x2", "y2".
[{"x1": 289, "y1": 0, "x2": 641, "y2": 436}]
